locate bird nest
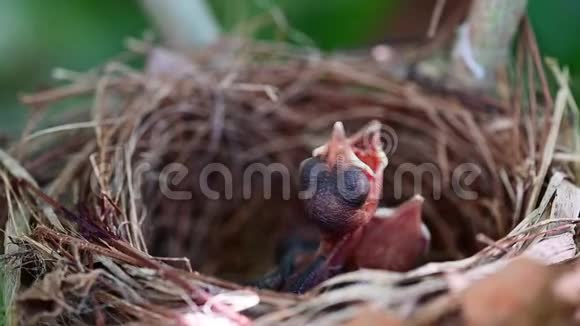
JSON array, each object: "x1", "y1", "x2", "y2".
[{"x1": 1, "y1": 34, "x2": 580, "y2": 325}]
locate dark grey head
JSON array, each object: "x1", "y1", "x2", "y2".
[{"x1": 299, "y1": 156, "x2": 370, "y2": 236}]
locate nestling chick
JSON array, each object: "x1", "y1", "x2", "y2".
[{"x1": 288, "y1": 121, "x2": 430, "y2": 293}]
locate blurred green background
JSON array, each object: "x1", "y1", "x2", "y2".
[{"x1": 0, "y1": 0, "x2": 578, "y2": 135}]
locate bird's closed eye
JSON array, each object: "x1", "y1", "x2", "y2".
[
  {"x1": 336, "y1": 167, "x2": 370, "y2": 207},
  {"x1": 298, "y1": 157, "x2": 327, "y2": 194}
]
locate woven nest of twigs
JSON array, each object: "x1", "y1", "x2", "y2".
[{"x1": 2, "y1": 28, "x2": 580, "y2": 325}]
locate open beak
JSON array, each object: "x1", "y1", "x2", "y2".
[
  {"x1": 312, "y1": 121, "x2": 387, "y2": 178},
  {"x1": 321, "y1": 122, "x2": 351, "y2": 168}
]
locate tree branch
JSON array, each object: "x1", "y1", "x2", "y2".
[
  {"x1": 450, "y1": 0, "x2": 527, "y2": 90},
  {"x1": 141, "y1": 0, "x2": 220, "y2": 51}
]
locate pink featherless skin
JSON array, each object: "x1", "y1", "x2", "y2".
[{"x1": 350, "y1": 195, "x2": 430, "y2": 271}]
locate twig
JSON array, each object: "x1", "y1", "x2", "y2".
[
  {"x1": 427, "y1": 0, "x2": 447, "y2": 38},
  {"x1": 525, "y1": 64, "x2": 569, "y2": 216}
]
